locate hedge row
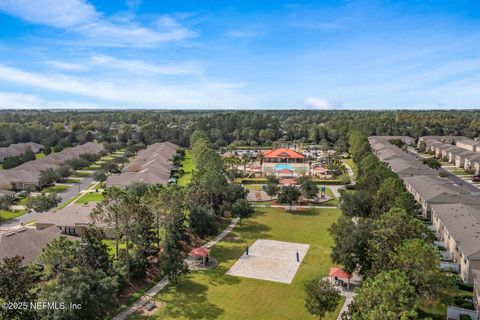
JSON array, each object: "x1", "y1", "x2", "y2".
[{"x1": 238, "y1": 178, "x2": 345, "y2": 185}]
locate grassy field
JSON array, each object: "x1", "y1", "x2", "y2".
[
  {"x1": 178, "y1": 150, "x2": 195, "y2": 186},
  {"x1": 129, "y1": 207, "x2": 343, "y2": 320},
  {"x1": 0, "y1": 209, "x2": 27, "y2": 222},
  {"x1": 64, "y1": 178, "x2": 81, "y2": 184},
  {"x1": 75, "y1": 192, "x2": 104, "y2": 204},
  {"x1": 43, "y1": 185, "x2": 70, "y2": 193}
]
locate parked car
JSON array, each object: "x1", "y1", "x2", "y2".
[{"x1": 472, "y1": 175, "x2": 480, "y2": 182}]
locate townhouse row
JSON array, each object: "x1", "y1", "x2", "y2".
[
  {"x1": 419, "y1": 136, "x2": 480, "y2": 174},
  {"x1": 106, "y1": 141, "x2": 179, "y2": 188},
  {"x1": 369, "y1": 136, "x2": 480, "y2": 285},
  {"x1": 0, "y1": 142, "x2": 104, "y2": 191}
]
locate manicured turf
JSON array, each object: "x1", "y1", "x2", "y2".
[
  {"x1": 75, "y1": 192, "x2": 104, "y2": 204},
  {"x1": 129, "y1": 207, "x2": 343, "y2": 320},
  {"x1": 64, "y1": 178, "x2": 81, "y2": 184},
  {"x1": 178, "y1": 150, "x2": 195, "y2": 186},
  {"x1": 43, "y1": 185, "x2": 70, "y2": 193},
  {"x1": 0, "y1": 209, "x2": 27, "y2": 222},
  {"x1": 73, "y1": 171, "x2": 91, "y2": 177},
  {"x1": 16, "y1": 197, "x2": 29, "y2": 205}
]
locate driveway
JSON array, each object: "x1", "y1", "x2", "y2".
[{"x1": 0, "y1": 175, "x2": 94, "y2": 229}]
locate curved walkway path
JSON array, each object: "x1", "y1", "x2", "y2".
[{"x1": 113, "y1": 217, "x2": 240, "y2": 320}]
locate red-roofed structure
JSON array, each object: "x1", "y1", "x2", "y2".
[
  {"x1": 189, "y1": 247, "x2": 210, "y2": 266},
  {"x1": 263, "y1": 148, "x2": 305, "y2": 163},
  {"x1": 329, "y1": 267, "x2": 351, "y2": 290},
  {"x1": 329, "y1": 267, "x2": 352, "y2": 279},
  {"x1": 278, "y1": 169, "x2": 293, "y2": 176},
  {"x1": 189, "y1": 247, "x2": 209, "y2": 257}
]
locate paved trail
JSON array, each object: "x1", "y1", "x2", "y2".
[{"x1": 113, "y1": 217, "x2": 240, "y2": 320}]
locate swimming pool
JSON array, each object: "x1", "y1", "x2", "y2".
[{"x1": 274, "y1": 163, "x2": 294, "y2": 171}]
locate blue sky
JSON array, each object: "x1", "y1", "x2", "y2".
[{"x1": 0, "y1": 0, "x2": 479, "y2": 109}]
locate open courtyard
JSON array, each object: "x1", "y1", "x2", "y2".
[{"x1": 128, "y1": 206, "x2": 343, "y2": 320}]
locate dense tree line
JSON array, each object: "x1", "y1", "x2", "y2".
[{"x1": 1, "y1": 110, "x2": 480, "y2": 152}]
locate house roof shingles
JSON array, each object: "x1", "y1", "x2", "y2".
[
  {"x1": 106, "y1": 142, "x2": 178, "y2": 188},
  {"x1": 431, "y1": 203, "x2": 480, "y2": 259},
  {"x1": 0, "y1": 226, "x2": 63, "y2": 265}
]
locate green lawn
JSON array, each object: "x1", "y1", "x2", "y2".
[
  {"x1": 102, "y1": 240, "x2": 127, "y2": 256},
  {"x1": 129, "y1": 207, "x2": 343, "y2": 320},
  {"x1": 75, "y1": 192, "x2": 104, "y2": 204},
  {"x1": 43, "y1": 185, "x2": 70, "y2": 193},
  {"x1": 0, "y1": 209, "x2": 27, "y2": 222},
  {"x1": 16, "y1": 197, "x2": 29, "y2": 205},
  {"x1": 447, "y1": 168, "x2": 469, "y2": 175},
  {"x1": 72, "y1": 171, "x2": 91, "y2": 178},
  {"x1": 178, "y1": 150, "x2": 195, "y2": 186},
  {"x1": 35, "y1": 152, "x2": 45, "y2": 160},
  {"x1": 64, "y1": 178, "x2": 81, "y2": 184}
]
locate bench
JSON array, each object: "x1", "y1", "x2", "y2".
[{"x1": 144, "y1": 299, "x2": 156, "y2": 311}]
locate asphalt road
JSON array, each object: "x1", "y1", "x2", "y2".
[
  {"x1": 0, "y1": 174, "x2": 94, "y2": 229},
  {"x1": 58, "y1": 176, "x2": 94, "y2": 204},
  {"x1": 407, "y1": 149, "x2": 480, "y2": 195}
]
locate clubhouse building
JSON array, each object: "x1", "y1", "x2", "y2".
[{"x1": 261, "y1": 148, "x2": 307, "y2": 177}]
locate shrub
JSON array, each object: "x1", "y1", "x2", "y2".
[{"x1": 129, "y1": 252, "x2": 149, "y2": 280}]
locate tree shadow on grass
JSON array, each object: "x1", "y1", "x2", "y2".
[
  {"x1": 154, "y1": 278, "x2": 225, "y2": 319},
  {"x1": 235, "y1": 220, "x2": 272, "y2": 241},
  {"x1": 285, "y1": 208, "x2": 323, "y2": 216}
]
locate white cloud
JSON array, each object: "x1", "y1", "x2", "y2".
[
  {"x1": 45, "y1": 60, "x2": 88, "y2": 72},
  {"x1": 302, "y1": 97, "x2": 342, "y2": 109},
  {"x1": 89, "y1": 55, "x2": 203, "y2": 75},
  {"x1": 0, "y1": 0, "x2": 196, "y2": 47},
  {"x1": 125, "y1": 0, "x2": 141, "y2": 11},
  {"x1": 0, "y1": 91, "x2": 99, "y2": 109},
  {"x1": 0, "y1": 0, "x2": 98, "y2": 28},
  {"x1": 44, "y1": 55, "x2": 202, "y2": 75},
  {"x1": 0, "y1": 64, "x2": 251, "y2": 108}
]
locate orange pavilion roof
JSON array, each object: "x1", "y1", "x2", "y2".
[
  {"x1": 329, "y1": 267, "x2": 351, "y2": 279},
  {"x1": 263, "y1": 148, "x2": 304, "y2": 159},
  {"x1": 189, "y1": 247, "x2": 209, "y2": 257}
]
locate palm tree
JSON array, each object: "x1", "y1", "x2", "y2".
[{"x1": 241, "y1": 153, "x2": 252, "y2": 174}]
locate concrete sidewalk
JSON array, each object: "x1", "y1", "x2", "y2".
[{"x1": 112, "y1": 217, "x2": 240, "y2": 320}]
